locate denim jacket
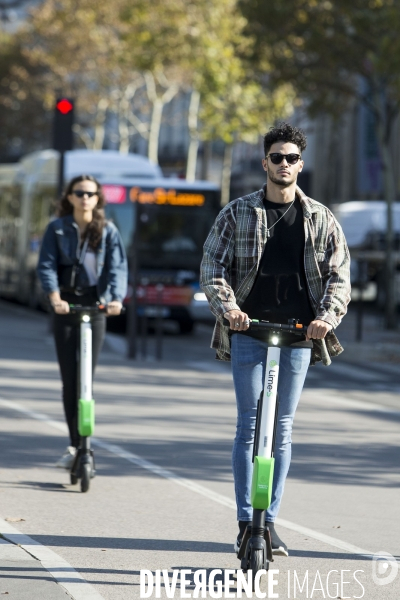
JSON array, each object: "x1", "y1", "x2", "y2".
[{"x1": 37, "y1": 214, "x2": 128, "y2": 303}]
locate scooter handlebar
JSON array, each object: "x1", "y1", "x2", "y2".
[
  {"x1": 68, "y1": 304, "x2": 126, "y2": 315},
  {"x1": 223, "y1": 317, "x2": 308, "y2": 335}
]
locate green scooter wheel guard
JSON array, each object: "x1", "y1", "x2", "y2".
[
  {"x1": 78, "y1": 398, "x2": 95, "y2": 437},
  {"x1": 251, "y1": 456, "x2": 275, "y2": 509}
]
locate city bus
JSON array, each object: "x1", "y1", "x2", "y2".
[{"x1": 0, "y1": 150, "x2": 220, "y2": 331}]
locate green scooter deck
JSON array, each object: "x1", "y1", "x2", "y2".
[
  {"x1": 251, "y1": 456, "x2": 275, "y2": 509},
  {"x1": 78, "y1": 398, "x2": 95, "y2": 437}
]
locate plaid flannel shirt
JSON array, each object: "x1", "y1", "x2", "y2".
[{"x1": 200, "y1": 185, "x2": 351, "y2": 366}]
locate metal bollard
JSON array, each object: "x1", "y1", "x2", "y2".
[
  {"x1": 140, "y1": 309, "x2": 148, "y2": 359},
  {"x1": 355, "y1": 260, "x2": 368, "y2": 342},
  {"x1": 155, "y1": 283, "x2": 164, "y2": 360}
]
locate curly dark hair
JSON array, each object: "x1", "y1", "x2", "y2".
[
  {"x1": 263, "y1": 122, "x2": 307, "y2": 157},
  {"x1": 59, "y1": 175, "x2": 106, "y2": 249}
]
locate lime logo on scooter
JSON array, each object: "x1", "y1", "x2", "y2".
[{"x1": 266, "y1": 362, "x2": 278, "y2": 397}]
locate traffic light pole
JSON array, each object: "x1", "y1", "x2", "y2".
[
  {"x1": 127, "y1": 203, "x2": 140, "y2": 358},
  {"x1": 57, "y1": 150, "x2": 65, "y2": 199}
]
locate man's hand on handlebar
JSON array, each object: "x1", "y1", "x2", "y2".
[
  {"x1": 106, "y1": 301, "x2": 123, "y2": 316},
  {"x1": 306, "y1": 319, "x2": 332, "y2": 340},
  {"x1": 223, "y1": 309, "x2": 250, "y2": 331}
]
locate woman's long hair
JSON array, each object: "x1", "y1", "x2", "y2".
[{"x1": 59, "y1": 175, "x2": 106, "y2": 249}]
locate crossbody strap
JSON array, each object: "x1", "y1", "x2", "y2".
[{"x1": 70, "y1": 237, "x2": 90, "y2": 288}]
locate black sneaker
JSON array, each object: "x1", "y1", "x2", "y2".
[
  {"x1": 234, "y1": 520, "x2": 250, "y2": 555},
  {"x1": 266, "y1": 521, "x2": 289, "y2": 557}
]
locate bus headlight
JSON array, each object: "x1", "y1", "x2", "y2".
[{"x1": 193, "y1": 292, "x2": 207, "y2": 302}]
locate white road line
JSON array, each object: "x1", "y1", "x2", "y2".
[
  {"x1": 0, "y1": 397, "x2": 378, "y2": 562},
  {"x1": 321, "y1": 362, "x2": 388, "y2": 382},
  {"x1": 0, "y1": 403, "x2": 105, "y2": 600},
  {"x1": 0, "y1": 398, "x2": 68, "y2": 433},
  {"x1": 0, "y1": 517, "x2": 106, "y2": 600},
  {"x1": 185, "y1": 360, "x2": 231, "y2": 374},
  {"x1": 90, "y1": 440, "x2": 375, "y2": 558},
  {"x1": 276, "y1": 519, "x2": 373, "y2": 558},
  {"x1": 92, "y1": 437, "x2": 237, "y2": 510},
  {"x1": 318, "y1": 393, "x2": 400, "y2": 416}
]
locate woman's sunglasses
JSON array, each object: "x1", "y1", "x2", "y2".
[
  {"x1": 266, "y1": 153, "x2": 301, "y2": 165},
  {"x1": 72, "y1": 190, "x2": 98, "y2": 198}
]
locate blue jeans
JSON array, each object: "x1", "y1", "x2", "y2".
[{"x1": 231, "y1": 334, "x2": 311, "y2": 523}]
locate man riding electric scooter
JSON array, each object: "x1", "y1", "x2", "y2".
[{"x1": 200, "y1": 123, "x2": 351, "y2": 557}]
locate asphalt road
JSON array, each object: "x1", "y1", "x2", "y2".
[{"x1": 0, "y1": 300, "x2": 399, "y2": 600}]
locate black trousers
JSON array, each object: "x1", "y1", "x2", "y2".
[{"x1": 53, "y1": 289, "x2": 106, "y2": 447}]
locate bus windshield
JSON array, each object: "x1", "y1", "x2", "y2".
[{"x1": 105, "y1": 188, "x2": 219, "y2": 272}]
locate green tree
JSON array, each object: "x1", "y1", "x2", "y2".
[
  {"x1": 0, "y1": 31, "x2": 50, "y2": 158},
  {"x1": 183, "y1": 0, "x2": 294, "y2": 198},
  {"x1": 120, "y1": 0, "x2": 202, "y2": 163},
  {"x1": 240, "y1": 0, "x2": 400, "y2": 328}
]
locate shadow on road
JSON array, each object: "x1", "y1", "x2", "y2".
[
  {"x1": 7, "y1": 533, "x2": 232, "y2": 553},
  {"x1": 1, "y1": 428, "x2": 399, "y2": 489}
]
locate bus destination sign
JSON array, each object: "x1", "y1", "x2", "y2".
[{"x1": 130, "y1": 186, "x2": 205, "y2": 206}]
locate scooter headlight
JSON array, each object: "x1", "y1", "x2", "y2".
[
  {"x1": 271, "y1": 335, "x2": 279, "y2": 346},
  {"x1": 82, "y1": 315, "x2": 90, "y2": 323}
]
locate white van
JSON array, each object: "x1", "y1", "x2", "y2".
[
  {"x1": 332, "y1": 201, "x2": 400, "y2": 304},
  {"x1": 332, "y1": 201, "x2": 400, "y2": 248}
]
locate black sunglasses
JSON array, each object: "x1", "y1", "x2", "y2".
[
  {"x1": 267, "y1": 153, "x2": 301, "y2": 165},
  {"x1": 72, "y1": 190, "x2": 98, "y2": 198}
]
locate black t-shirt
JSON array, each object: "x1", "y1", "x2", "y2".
[{"x1": 239, "y1": 196, "x2": 314, "y2": 344}]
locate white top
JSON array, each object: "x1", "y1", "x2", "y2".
[{"x1": 83, "y1": 250, "x2": 98, "y2": 286}]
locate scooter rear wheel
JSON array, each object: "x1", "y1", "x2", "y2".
[{"x1": 81, "y1": 463, "x2": 91, "y2": 493}]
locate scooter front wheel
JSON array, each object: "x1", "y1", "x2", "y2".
[
  {"x1": 81, "y1": 463, "x2": 91, "y2": 493},
  {"x1": 250, "y1": 549, "x2": 264, "y2": 590}
]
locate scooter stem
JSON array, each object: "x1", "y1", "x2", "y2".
[
  {"x1": 257, "y1": 346, "x2": 280, "y2": 458},
  {"x1": 251, "y1": 345, "x2": 280, "y2": 510},
  {"x1": 78, "y1": 317, "x2": 95, "y2": 438}
]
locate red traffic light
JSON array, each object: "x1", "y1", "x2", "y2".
[
  {"x1": 56, "y1": 98, "x2": 74, "y2": 115},
  {"x1": 53, "y1": 97, "x2": 74, "y2": 151}
]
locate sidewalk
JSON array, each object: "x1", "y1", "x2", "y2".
[
  {"x1": 0, "y1": 537, "x2": 72, "y2": 599},
  {"x1": 334, "y1": 306, "x2": 400, "y2": 364}
]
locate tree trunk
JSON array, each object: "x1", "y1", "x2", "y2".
[
  {"x1": 221, "y1": 143, "x2": 233, "y2": 206},
  {"x1": 144, "y1": 71, "x2": 179, "y2": 165},
  {"x1": 93, "y1": 98, "x2": 109, "y2": 150},
  {"x1": 186, "y1": 90, "x2": 200, "y2": 181},
  {"x1": 200, "y1": 141, "x2": 212, "y2": 180},
  {"x1": 148, "y1": 97, "x2": 163, "y2": 164},
  {"x1": 118, "y1": 85, "x2": 135, "y2": 153},
  {"x1": 72, "y1": 124, "x2": 93, "y2": 149},
  {"x1": 119, "y1": 109, "x2": 130, "y2": 154}
]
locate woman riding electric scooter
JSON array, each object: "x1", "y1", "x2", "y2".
[{"x1": 37, "y1": 174, "x2": 127, "y2": 469}]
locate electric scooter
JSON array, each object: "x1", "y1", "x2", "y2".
[
  {"x1": 227, "y1": 317, "x2": 309, "y2": 586},
  {"x1": 68, "y1": 303, "x2": 107, "y2": 493}
]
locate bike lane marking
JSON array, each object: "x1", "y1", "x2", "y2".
[{"x1": 0, "y1": 397, "x2": 376, "y2": 562}]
